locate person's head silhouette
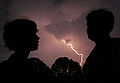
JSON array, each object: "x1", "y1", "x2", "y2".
[
  {"x1": 86, "y1": 9, "x2": 114, "y2": 43},
  {"x1": 3, "y1": 19, "x2": 39, "y2": 53}
]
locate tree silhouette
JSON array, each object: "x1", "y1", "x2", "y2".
[
  {"x1": 26, "y1": 57, "x2": 56, "y2": 82},
  {"x1": 51, "y1": 57, "x2": 83, "y2": 82}
]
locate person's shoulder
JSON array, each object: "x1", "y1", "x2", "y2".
[
  {"x1": 109, "y1": 38, "x2": 120, "y2": 53},
  {"x1": 0, "y1": 60, "x2": 9, "y2": 66},
  {"x1": 0, "y1": 60, "x2": 10, "y2": 71},
  {"x1": 111, "y1": 37, "x2": 120, "y2": 41},
  {"x1": 27, "y1": 57, "x2": 49, "y2": 69},
  {"x1": 27, "y1": 57, "x2": 45, "y2": 65},
  {"x1": 111, "y1": 38, "x2": 120, "y2": 45},
  {"x1": 28, "y1": 57, "x2": 40, "y2": 62}
]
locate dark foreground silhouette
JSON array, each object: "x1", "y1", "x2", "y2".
[
  {"x1": 0, "y1": 9, "x2": 120, "y2": 83},
  {"x1": 51, "y1": 57, "x2": 83, "y2": 83},
  {"x1": 82, "y1": 9, "x2": 120, "y2": 83},
  {"x1": 0, "y1": 19, "x2": 56, "y2": 82}
]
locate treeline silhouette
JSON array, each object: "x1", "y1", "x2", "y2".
[
  {"x1": 51, "y1": 57, "x2": 83, "y2": 83},
  {"x1": 0, "y1": 56, "x2": 83, "y2": 82}
]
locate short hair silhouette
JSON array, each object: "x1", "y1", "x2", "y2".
[
  {"x1": 86, "y1": 9, "x2": 115, "y2": 42},
  {"x1": 83, "y1": 9, "x2": 120, "y2": 83},
  {"x1": 3, "y1": 19, "x2": 39, "y2": 51}
]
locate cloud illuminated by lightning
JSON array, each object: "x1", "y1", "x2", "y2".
[{"x1": 62, "y1": 40, "x2": 83, "y2": 66}]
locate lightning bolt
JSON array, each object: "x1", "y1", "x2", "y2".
[{"x1": 63, "y1": 40, "x2": 83, "y2": 66}]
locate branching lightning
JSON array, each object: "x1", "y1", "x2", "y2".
[{"x1": 63, "y1": 40, "x2": 83, "y2": 66}]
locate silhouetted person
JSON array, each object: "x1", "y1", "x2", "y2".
[
  {"x1": 0, "y1": 19, "x2": 40, "y2": 82},
  {"x1": 0, "y1": 19, "x2": 56, "y2": 82},
  {"x1": 82, "y1": 9, "x2": 120, "y2": 83}
]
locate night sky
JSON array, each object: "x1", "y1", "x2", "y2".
[{"x1": 0, "y1": 0, "x2": 120, "y2": 67}]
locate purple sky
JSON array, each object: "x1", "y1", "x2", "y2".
[{"x1": 0, "y1": 0, "x2": 120, "y2": 67}]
